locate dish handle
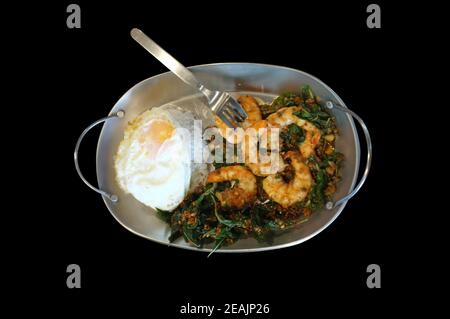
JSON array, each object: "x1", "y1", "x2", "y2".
[
  {"x1": 324, "y1": 101, "x2": 372, "y2": 210},
  {"x1": 73, "y1": 110, "x2": 125, "y2": 203}
]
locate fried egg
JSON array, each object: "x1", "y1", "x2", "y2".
[{"x1": 115, "y1": 104, "x2": 207, "y2": 211}]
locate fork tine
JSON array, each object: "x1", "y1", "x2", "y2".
[
  {"x1": 223, "y1": 108, "x2": 240, "y2": 127},
  {"x1": 235, "y1": 109, "x2": 247, "y2": 122},
  {"x1": 232, "y1": 102, "x2": 248, "y2": 121},
  {"x1": 218, "y1": 111, "x2": 237, "y2": 129},
  {"x1": 229, "y1": 104, "x2": 246, "y2": 122}
]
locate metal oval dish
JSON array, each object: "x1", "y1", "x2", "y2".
[{"x1": 75, "y1": 63, "x2": 371, "y2": 253}]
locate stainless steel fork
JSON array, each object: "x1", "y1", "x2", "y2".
[{"x1": 130, "y1": 28, "x2": 247, "y2": 128}]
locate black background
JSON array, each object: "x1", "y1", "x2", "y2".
[{"x1": 16, "y1": 0, "x2": 427, "y2": 315}]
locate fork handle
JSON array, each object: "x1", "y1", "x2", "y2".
[{"x1": 130, "y1": 28, "x2": 211, "y2": 95}]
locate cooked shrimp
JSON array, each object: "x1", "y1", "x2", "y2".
[
  {"x1": 214, "y1": 95, "x2": 262, "y2": 144},
  {"x1": 207, "y1": 165, "x2": 257, "y2": 209},
  {"x1": 262, "y1": 151, "x2": 313, "y2": 208},
  {"x1": 241, "y1": 120, "x2": 285, "y2": 176},
  {"x1": 214, "y1": 115, "x2": 241, "y2": 144},
  {"x1": 267, "y1": 107, "x2": 321, "y2": 158},
  {"x1": 247, "y1": 155, "x2": 284, "y2": 177},
  {"x1": 238, "y1": 95, "x2": 262, "y2": 128}
]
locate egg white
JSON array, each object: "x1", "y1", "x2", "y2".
[{"x1": 115, "y1": 106, "x2": 195, "y2": 211}]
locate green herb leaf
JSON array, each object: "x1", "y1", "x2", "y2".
[
  {"x1": 309, "y1": 168, "x2": 328, "y2": 210},
  {"x1": 155, "y1": 208, "x2": 173, "y2": 223},
  {"x1": 280, "y1": 124, "x2": 305, "y2": 151},
  {"x1": 211, "y1": 195, "x2": 244, "y2": 228},
  {"x1": 301, "y1": 85, "x2": 315, "y2": 100},
  {"x1": 208, "y1": 237, "x2": 226, "y2": 257}
]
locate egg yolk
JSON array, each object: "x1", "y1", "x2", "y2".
[{"x1": 140, "y1": 119, "x2": 175, "y2": 155}]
